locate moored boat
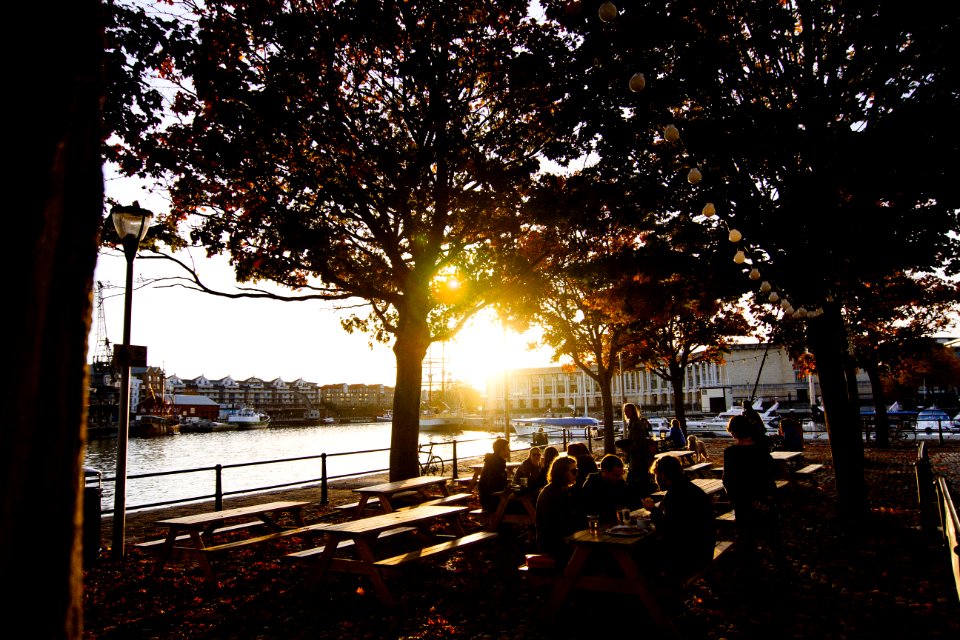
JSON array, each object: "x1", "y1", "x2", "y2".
[
  {"x1": 683, "y1": 400, "x2": 779, "y2": 437},
  {"x1": 131, "y1": 415, "x2": 180, "y2": 437},
  {"x1": 511, "y1": 416, "x2": 601, "y2": 441},
  {"x1": 179, "y1": 418, "x2": 236, "y2": 433},
  {"x1": 225, "y1": 407, "x2": 271, "y2": 429}
]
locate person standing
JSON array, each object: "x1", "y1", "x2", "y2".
[
  {"x1": 722, "y1": 414, "x2": 785, "y2": 570},
  {"x1": 621, "y1": 403, "x2": 655, "y2": 497}
]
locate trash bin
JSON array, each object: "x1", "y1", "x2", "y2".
[{"x1": 83, "y1": 467, "x2": 102, "y2": 568}]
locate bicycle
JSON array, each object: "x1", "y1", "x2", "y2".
[{"x1": 418, "y1": 443, "x2": 445, "y2": 476}]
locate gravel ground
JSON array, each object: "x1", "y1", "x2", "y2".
[{"x1": 83, "y1": 439, "x2": 960, "y2": 639}]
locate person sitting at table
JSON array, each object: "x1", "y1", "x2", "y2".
[
  {"x1": 667, "y1": 418, "x2": 686, "y2": 449},
  {"x1": 530, "y1": 445, "x2": 559, "y2": 496},
  {"x1": 514, "y1": 446, "x2": 543, "y2": 489},
  {"x1": 566, "y1": 442, "x2": 598, "y2": 492},
  {"x1": 535, "y1": 456, "x2": 584, "y2": 563},
  {"x1": 723, "y1": 414, "x2": 785, "y2": 571},
  {"x1": 778, "y1": 417, "x2": 804, "y2": 452},
  {"x1": 478, "y1": 437, "x2": 511, "y2": 512},
  {"x1": 642, "y1": 455, "x2": 716, "y2": 583},
  {"x1": 580, "y1": 454, "x2": 633, "y2": 524},
  {"x1": 532, "y1": 427, "x2": 549, "y2": 447}
]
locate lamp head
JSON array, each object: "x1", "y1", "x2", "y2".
[{"x1": 111, "y1": 201, "x2": 154, "y2": 243}]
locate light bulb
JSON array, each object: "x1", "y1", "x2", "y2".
[
  {"x1": 701, "y1": 202, "x2": 715, "y2": 217},
  {"x1": 664, "y1": 125, "x2": 679, "y2": 142},
  {"x1": 598, "y1": 1, "x2": 618, "y2": 22},
  {"x1": 769, "y1": 292, "x2": 779, "y2": 303},
  {"x1": 629, "y1": 72, "x2": 646, "y2": 92},
  {"x1": 728, "y1": 229, "x2": 742, "y2": 243},
  {"x1": 760, "y1": 280, "x2": 771, "y2": 293},
  {"x1": 797, "y1": 307, "x2": 808, "y2": 318},
  {"x1": 749, "y1": 268, "x2": 760, "y2": 280},
  {"x1": 733, "y1": 250, "x2": 746, "y2": 264},
  {"x1": 687, "y1": 168, "x2": 702, "y2": 184}
]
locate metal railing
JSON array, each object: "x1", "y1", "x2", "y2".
[{"x1": 91, "y1": 434, "x2": 502, "y2": 516}]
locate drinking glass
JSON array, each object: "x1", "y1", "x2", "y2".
[{"x1": 587, "y1": 514, "x2": 600, "y2": 535}]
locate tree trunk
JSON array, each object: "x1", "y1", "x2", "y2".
[
  {"x1": 390, "y1": 310, "x2": 430, "y2": 481},
  {"x1": 863, "y1": 362, "x2": 890, "y2": 449},
  {"x1": 807, "y1": 305, "x2": 867, "y2": 519},
  {"x1": 5, "y1": 2, "x2": 104, "y2": 636},
  {"x1": 598, "y1": 369, "x2": 616, "y2": 454},
  {"x1": 669, "y1": 363, "x2": 688, "y2": 437}
]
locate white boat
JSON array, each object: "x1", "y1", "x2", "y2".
[
  {"x1": 179, "y1": 418, "x2": 236, "y2": 433},
  {"x1": 226, "y1": 407, "x2": 271, "y2": 429},
  {"x1": 511, "y1": 416, "x2": 601, "y2": 441},
  {"x1": 916, "y1": 406, "x2": 955, "y2": 432},
  {"x1": 376, "y1": 410, "x2": 393, "y2": 423},
  {"x1": 418, "y1": 406, "x2": 464, "y2": 432},
  {"x1": 683, "y1": 400, "x2": 779, "y2": 437}
]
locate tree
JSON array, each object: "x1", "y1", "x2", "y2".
[
  {"x1": 542, "y1": 0, "x2": 960, "y2": 517},
  {"x1": 7, "y1": 1, "x2": 105, "y2": 637},
  {"x1": 105, "y1": 0, "x2": 576, "y2": 478}
]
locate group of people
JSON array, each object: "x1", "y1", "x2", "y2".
[{"x1": 477, "y1": 399, "x2": 789, "y2": 587}]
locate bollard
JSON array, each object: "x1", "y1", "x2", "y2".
[{"x1": 452, "y1": 440, "x2": 459, "y2": 479}]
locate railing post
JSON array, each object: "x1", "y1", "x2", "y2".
[
  {"x1": 215, "y1": 464, "x2": 223, "y2": 511},
  {"x1": 321, "y1": 453, "x2": 328, "y2": 505},
  {"x1": 587, "y1": 429, "x2": 593, "y2": 452},
  {"x1": 452, "y1": 440, "x2": 458, "y2": 479},
  {"x1": 562, "y1": 429, "x2": 568, "y2": 451}
]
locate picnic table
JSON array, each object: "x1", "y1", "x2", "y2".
[
  {"x1": 351, "y1": 475, "x2": 451, "y2": 518},
  {"x1": 541, "y1": 522, "x2": 678, "y2": 637},
  {"x1": 149, "y1": 500, "x2": 311, "y2": 577},
  {"x1": 484, "y1": 486, "x2": 537, "y2": 532},
  {"x1": 654, "y1": 449, "x2": 696, "y2": 466},
  {"x1": 298, "y1": 505, "x2": 492, "y2": 607},
  {"x1": 771, "y1": 450, "x2": 804, "y2": 475},
  {"x1": 465, "y1": 461, "x2": 521, "y2": 490}
]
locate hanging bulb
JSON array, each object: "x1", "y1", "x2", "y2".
[
  {"x1": 687, "y1": 168, "x2": 702, "y2": 184},
  {"x1": 760, "y1": 280, "x2": 771, "y2": 293},
  {"x1": 797, "y1": 307, "x2": 808, "y2": 318},
  {"x1": 815, "y1": 306, "x2": 824, "y2": 317},
  {"x1": 598, "y1": 1, "x2": 618, "y2": 21},
  {"x1": 664, "y1": 125, "x2": 680, "y2": 142},
  {"x1": 728, "y1": 229, "x2": 742, "y2": 243},
  {"x1": 768, "y1": 292, "x2": 779, "y2": 303},
  {"x1": 780, "y1": 299, "x2": 791, "y2": 310},
  {"x1": 702, "y1": 202, "x2": 716, "y2": 217},
  {"x1": 733, "y1": 250, "x2": 746, "y2": 264},
  {"x1": 749, "y1": 268, "x2": 760, "y2": 280},
  {"x1": 629, "y1": 72, "x2": 646, "y2": 92}
]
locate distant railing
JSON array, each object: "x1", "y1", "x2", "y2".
[{"x1": 89, "y1": 434, "x2": 501, "y2": 516}]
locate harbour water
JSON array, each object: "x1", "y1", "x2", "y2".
[{"x1": 84, "y1": 422, "x2": 512, "y2": 513}]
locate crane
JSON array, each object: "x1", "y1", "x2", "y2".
[{"x1": 93, "y1": 281, "x2": 114, "y2": 366}]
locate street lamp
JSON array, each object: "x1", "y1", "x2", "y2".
[{"x1": 110, "y1": 201, "x2": 153, "y2": 560}]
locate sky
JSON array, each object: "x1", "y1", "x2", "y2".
[{"x1": 91, "y1": 182, "x2": 556, "y2": 392}]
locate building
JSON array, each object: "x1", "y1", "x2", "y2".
[{"x1": 483, "y1": 341, "x2": 863, "y2": 418}]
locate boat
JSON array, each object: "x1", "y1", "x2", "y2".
[
  {"x1": 418, "y1": 405, "x2": 464, "y2": 432},
  {"x1": 511, "y1": 416, "x2": 601, "y2": 441},
  {"x1": 376, "y1": 410, "x2": 393, "y2": 423},
  {"x1": 225, "y1": 407, "x2": 271, "y2": 429},
  {"x1": 683, "y1": 400, "x2": 780, "y2": 437},
  {"x1": 130, "y1": 414, "x2": 180, "y2": 437},
  {"x1": 179, "y1": 418, "x2": 236, "y2": 433},
  {"x1": 916, "y1": 406, "x2": 956, "y2": 432}
]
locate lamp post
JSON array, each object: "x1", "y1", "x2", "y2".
[{"x1": 110, "y1": 202, "x2": 153, "y2": 560}]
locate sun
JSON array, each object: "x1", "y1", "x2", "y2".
[{"x1": 441, "y1": 310, "x2": 554, "y2": 392}]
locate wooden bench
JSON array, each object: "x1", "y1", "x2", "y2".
[
  {"x1": 199, "y1": 522, "x2": 330, "y2": 555},
  {"x1": 374, "y1": 531, "x2": 498, "y2": 568},
  {"x1": 334, "y1": 498, "x2": 381, "y2": 513},
  {"x1": 935, "y1": 475, "x2": 960, "y2": 602},
  {"x1": 285, "y1": 526, "x2": 418, "y2": 563},
  {"x1": 135, "y1": 521, "x2": 265, "y2": 551},
  {"x1": 396, "y1": 492, "x2": 471, "y2": 510},
  {"x1": 682, "y1": 540, "x2": 733, "y2": 589},
  {"x1": 683, "y1": 462, "x2": 714, "y2": 477},
  {"x1": 794, "y1": 463, "x2": 825, "y2": 485},
  {"x1": 715, "y1": 510, "x2": 736, "y2": 523}
]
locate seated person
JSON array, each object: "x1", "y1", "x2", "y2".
[
  {"x1": 642, "y1": 455, "x2": 716, "y2": 583},
  {"x1": 514, "y1": 446, "x2": 543, "y2": 489},
  {"x1": 778, "y1": 417, "x2": 804, "y2": 452},
  {"x1": 566, "y1": 442, "x2": 599, "y2": 491},
  {"x1": 580, "y1": 454, "x2": 633, "y2": 524},
  {"x1": 535, "y1": 456, "x2": 584, "y2": 563},
  {"x1": 530, "y1": 445, "x2": 559, "y2": 496},
  {"x1": 532, "y1": 427, "x2": 549, "y2": 447},
  {"x1": 667, "y1": 419, "x2": 686, "y2": 449},
  {"x1": 478, "y1": 437, "x2": 510, "y2": 512}
]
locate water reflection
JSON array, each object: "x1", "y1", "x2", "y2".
[{"x1": 85, "y1": 422, "x2": 512, "y2": 512}]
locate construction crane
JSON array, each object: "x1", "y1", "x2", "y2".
[{"x1": 93, "y1": 281, "x2": 114, "y2": 366}]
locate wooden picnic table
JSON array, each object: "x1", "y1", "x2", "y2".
[
  {"x1": 351, "y1": 475, "x2": 451, "y2": 518},
  {"x1": 541, "y1": 522, "x2": 678, "y2": 637},
  {"x1": 150, "y1": 500, "x2": 310, "y2": 577},
  {"x1": 484, "y1": 486, "x2": 537, "y2": 532},
  {"x1": 301, "y1": 505, "x2": 472, "y2": 607},
  {"x1": 654, "y1": 449, "x2": 696, "y2": 466}
]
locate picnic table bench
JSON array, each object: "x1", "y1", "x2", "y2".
[{"x1": 349, "y1": 475, "x2": 452, "y2": 519}]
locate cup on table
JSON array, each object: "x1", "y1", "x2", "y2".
[
  {"x1": 618, "y1": 508, "x2": 632, "y2": 526},
  {"x1": 519, "y1": 477, "x2": 528, "y2": 489},
  {"x1": 586, "y1": 514, "x2": 600, "y2": 535}
]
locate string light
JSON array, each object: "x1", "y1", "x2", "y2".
[
  {"x1": 598, "y1": 1, "x2": 618, "y2": 22},
  {"x1": 628, "y1": 72, "x2": 646, "y2": 92}
]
